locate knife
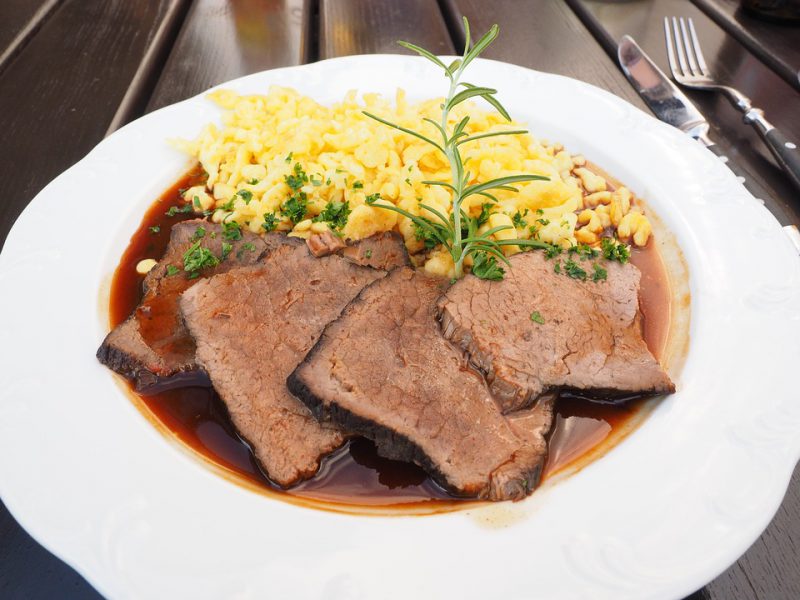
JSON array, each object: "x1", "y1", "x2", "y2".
[{"x1": 617, "y1": 35, "x2": 800, "y2": 254}]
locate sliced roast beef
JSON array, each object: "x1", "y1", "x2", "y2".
[
  {"x1": 288, "y1": 267, "x2": 555, "y2": 500},
  {"x1": 437, "y1": 251, "x2": 675, "y2": 413},
  {"x1": 96, "y1": 219, "x2": 281, "y2": 391},
  {"x1": 307, "y1": 230, "x2": 346, "y2": 257},
  {"x1": 179, "y1": 243, "x2": 391, "y2": 487},
  {"x1": 340, "y1": 231, "x2": 410, "y2": 270}
]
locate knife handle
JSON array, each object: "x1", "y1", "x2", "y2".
[{"x1": 702, "y1": 140, "x2": 800, "y2": 255}]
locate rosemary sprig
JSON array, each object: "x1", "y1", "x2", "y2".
[{"x1": 362, "y1": 17, "x2": 550, "y2": 279}]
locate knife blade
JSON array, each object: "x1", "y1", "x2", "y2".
[{"x1": 617, "y1": 35, "x2": 800, "y2": 253}]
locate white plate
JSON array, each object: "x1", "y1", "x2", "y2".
[{"x1": 1, "y1": 55, "x2": 799, "y2": 600}]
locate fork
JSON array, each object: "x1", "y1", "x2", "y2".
[{"x1": 664, "y1": 17, "x2": 800, "y2": 192}]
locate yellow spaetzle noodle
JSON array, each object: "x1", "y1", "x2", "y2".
[{"x1": 175, "y1": 86, "x2": 590, "y2": 269}]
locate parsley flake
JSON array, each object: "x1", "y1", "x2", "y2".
[
  {"x1": 166, "y1": 204, "x2": 192, "y2": 217},
  {"x1": 601, "y1": 237, "x2": 630, "y2": 264},
  {"x1": 222, "y1": 220, "x2": 242, "y2": 241},
  {"x1": 166, "y1": 265, "x2": 180, "y2": 277},
  {"x1": 563, "y1": 258, "x2": 587, "y2": 281},
  {"x1": 313, "y1": 200, "x2": 351, "y2": 230},
  {"x1": 262, "y1": 212, "x2": 279, "y2": 232},
  {"x1": 472, "y1": 251, "x2": 505, "y2": 281},
  {"x1": 512, "y1": 209, "x2": 529, "y2": 229},
  {"x1": 183, "y1": 240, "x2": 220, "y2": 277},
  {"x1": 530, "y1": 311, "x2": 545, "y2": 324},
  {"x1": 236, "y1": 189, "x2": 253, "y2": 204},
  {"x1": 592, "y1": 263, "x2": 608, "y2": 282},
  {"x1": 149, "y1": 225, "x2": 160, "y2": 234}
]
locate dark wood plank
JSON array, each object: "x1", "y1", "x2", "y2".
[
  {"x1": 319, "y1": 0, "x2": 454, "y2": 58},
  {"x1": 441, "y1": 0, "x2": 647, "y2": 109},
  {"x1": 0, "y1": 1, "x2": 191, "y2": 595},
  {"x1": 146, "y1": 0, "x2": 308, "y2": 112},
  {"x1": 693, "y1": 0, "x2": 800, "y2": 92},
  {"x1": 567, "y1": 4, "x2": 800, "y2": 598},
  {"x1": 0, "y1": 0, "x2": 60, "y2": 73},
  {"x1": 568, "y1": 0, "x2": 800, "y2": 228},
  {"x1": 0, "y1": 0, "x2": 187, "y2": 251}
]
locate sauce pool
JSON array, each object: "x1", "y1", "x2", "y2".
[{"x1": 110, "y1": 168, "x2": 671, "y2": 509}]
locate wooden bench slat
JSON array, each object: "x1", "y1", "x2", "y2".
[
  {"x1": 320, "y1": 0, "x2": 455, "y2": 58},
  {"x1": 0, "y1": 0, "x2": 183, "y2": 248},
  {"x1": 146, "y1": 0, "x2": 309, "y2": 113},
  {"x1": 0, "y1": 0, "x2": 60, "y2": 73},
  {"x1": 442, "y1": 0, "x2": 646, "y2": 109},
  {"x1": 693, "y1": 0, "x2": 800, "y2": 92}
]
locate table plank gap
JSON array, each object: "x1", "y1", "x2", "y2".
[
  {"x1": 319, "y1": 0, "x2": 455, "y2": 59},
  {"x1": 442, "y1": 0, "x2": 647, "y2": 110},
  {"x1": 692, "y1": 0, "x2": 800, "y2": 92},
  {"x1": 0, "y1": 0, "x2": 62, "y2": 76},
  {"x1": 106, "y1": 0, "x2": 194, "y2": 133},
  {"x1": 0, "y1": 0, "x2": 188, "y2": 250},
  {"x1": 301, "y1": 0, "x2": 320, "y2": 64},
  {"x1": 146, "y1": 0, "x2": 309, "y2": 113}
]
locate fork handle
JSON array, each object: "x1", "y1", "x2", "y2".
[{"x1": 743, "y1": 109, "x2": 800, "y2": 192}]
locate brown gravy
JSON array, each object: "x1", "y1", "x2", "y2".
[{"x1": 110, "y1": 168, "x2": 672, "y2": 508}]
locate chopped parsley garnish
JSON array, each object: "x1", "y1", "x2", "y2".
[
  {"x1": 166, "y1": 265, "x2": 180, "y2": 277},
  {"x1": 413, "y1": 218, "x2": 440, "y2": 250},
  {"x1": 236, "y1": 242, "x2": 256, "y2": 259},
  {"x1": 536, "y1": 208, "x2": 544, "y2": 215},
  {"x1": 472, "y1": 251, "x2": 505, "y2": 281},
  {"x1": 569, "y1": 243, "x2": 599, "y2": 260},
  {"x1": 554, "y1": 261, "x2": 561, "y2": 274},
  {"x1": 592, "y1": 263, "x2": 608, "y2": 282},
  {"x1": 191, "y1": 226, "x2": 206, "y2": 241},
  {"x1": 262, "y1": 212, "x2": 279, "y2": 232},
  {"x1": 247, "y1": 178, "x2": 260, "y2": 185},
  {"x1": 220, "y1": 242, "x2": 233, "y2": 261},
  {"x1": 282, "y1": 193, "x2": 308, "y2": 224},
  {"x1": 530, "y1": 311, "x2": 545, "y2": 324},
  {"x1": 543, "y1": 243, "x2": 562, "y2": 259},
  {"x1": 165, "y1": 204, "x2": 192, "y2": 217},
  {"x1": 310, "y1": 174, "x2": 323, "y2": 186},
  {"x1": 563, "y1": 258, "x2": 587, "y2": 281},
  {"x1": 193, "y1": 195, "x2": 202, "y2": 208},
  {"x1": 222, "y1": 220, "x2": 242, "y2": 241},
  {"x1": 352, "y1": 180, "x2": 364, "y2": 189},
  {"x1": 220, "y1": 197, "x2": 236, "y2": 211},
  {"x1": 285, "y1": 162, "x2": 308, "y2": 191},
  {"x1": 405, "y1": 177, "x2": 411, "y2": 186},
  {"x1": 313, "y1": 200, "x2": 351, "y2": 230},
  {"x1": 477, "y1": 203, "x2": 495, "y2": 226},
  {"x1": 285, "y1": 152, "x2": 293, "y2": 163},
  {"x1": 236, "y1": 189, "x2": 253, "y2": 204},
  {"x1": 512, "y1": 209, "x2": 529, "y2": 229},
  {"x1": 536, "y1": 218, "x2": 550, "y2": 226},
  {"x1": 365, "y1": 249, "x2": 373, "y2": 259},
  {"x1": 280, "y1": 163, "x2": 310, "y2": 223},
  {"x1": 365, "y1": 193, "x2": 382, "y2": 204},
  {"x1": 183, "y1": 240, "x2": 220, "y2": 277},
  {"x1": 601, "y1": 237, "x2": 630, "y2": 264},
  {"x1": 149, "y1": 225, "x2": 160, "y2": 234}
]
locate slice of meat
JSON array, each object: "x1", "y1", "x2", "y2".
[
  {"x1": 340, "y1": 231, "x2": 410, "y2": 270},
  {"x1": 288, "y1": 267, "x2": 554, "y2": 500},
  {"x1": 179, "y1": 243, "x2": 388, "y2": 487},
  {"x1": 307, "y1": 230, "x2": 346, "y2": 256},
  {"x1": 437, "y1": 251, "x2": 675, "y2": 413},
  {"x1": 96, "y1": 220, "x2": 283, "y2": 391}
]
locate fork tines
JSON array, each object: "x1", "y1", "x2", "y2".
[{"x1": 664, "y1": 17, "x2": 710, "y2": 81}]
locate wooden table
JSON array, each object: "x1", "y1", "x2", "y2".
[{"x1": 1, "y1": 1, "x2": 798, "y2": 598}]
